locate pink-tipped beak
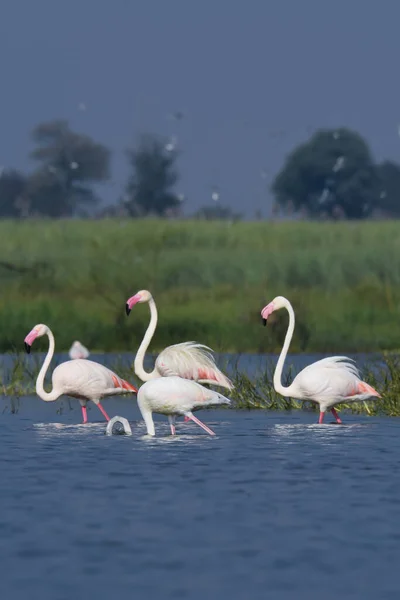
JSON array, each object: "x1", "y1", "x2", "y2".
[
  {"x1": 125, "y1": 294, "x2": 141, "y2": 316},
  {"x1": 24, "y1": 329, "x2": 38, "y2": 353},
  {"x1": 261, "y1": 302, "x2": 275, "y2": 326}
]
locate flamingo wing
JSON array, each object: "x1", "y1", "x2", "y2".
[
  {"x1": 53, "y1": 360, "x2": 137, "y2": 398},
  {"x1": 293, "y1": 357, "x2": 377, "y2": 402},
  {"x1": 154, "y1": 342, "x2": 233, "y2": 389},
  {"x1": 141, "y1": 376, "x2": 231, "y2": 414}
]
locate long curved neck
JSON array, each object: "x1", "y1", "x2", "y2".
[
  {"x1": 36, "y1": 329, "x2": 61, "y2": 401},
  {"x1": 273, "y1": 300, "x2": 296, "y2": 396},
  {"x1": 134, "y1": 297, "x2": 158, "y2": 381}
]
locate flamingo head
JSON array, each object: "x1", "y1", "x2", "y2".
[
  {"x1": 24, "y1": 324, "x2": 48, "y2": 353},
  {"x1": 125, "y1": 289, "x2": 152, "y2": 315},
  {"x1": 260, "y1": 296, "x2": 287, "y2": 325}
]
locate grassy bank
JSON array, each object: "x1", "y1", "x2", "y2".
[
  {"x1": 0, "y1": 218, "x2": 399, "y2": 353},
  {"x1": 2, "y1": 354, "x2": 400, "y2": 416}
]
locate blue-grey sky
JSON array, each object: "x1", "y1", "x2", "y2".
[{"x1": 1, "y1": 0, "x2": 400, "y2": 217}]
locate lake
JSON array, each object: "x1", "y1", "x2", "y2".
[{"x1": 1, "y1": 386, "x2": 400, "y2": 600}]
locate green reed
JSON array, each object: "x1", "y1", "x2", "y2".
[{"x1": 2, "y1": 353, "x2": 400, "y2": 417}]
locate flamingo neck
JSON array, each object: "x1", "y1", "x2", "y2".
[
  {"x1": 273, "y1": 299, "x2": 296, "y2": 396},
  {"x1": 134, "y1": 296, "x2": 158, "y2": 382},
  {"x1": 137, "y1": 398, "x2": 155, "y2": 436},
  {"x1": 36, "y1": 328, "x2": 61, "y2": 402}
]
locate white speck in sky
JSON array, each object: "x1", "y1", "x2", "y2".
[
  {"x1": 70, "y1": 162, "x2": 79, "y2": 169},
  {"x1": 165, "y1": 136, "x2": 177, "y2": 152},
  {"x1": 318, "y1": 188, "x2": 329, "y2": 204},
  {"x1": 211, "y1": 188, "x2": 220, "y2": 202},
  {"x1": 332, "y1": 156, "x2": 345, "y2": 172}
]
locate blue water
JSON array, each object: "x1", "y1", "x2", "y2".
[{"x1": 1, "y1": 396, "x2": 399, "y2": 600}]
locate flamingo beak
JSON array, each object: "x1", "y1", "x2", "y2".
[
  {"x1": 24, "y1": 329, "x2": 39, "y2": 353},
  {"x1": 125, "y1": 294, "x2": 141, "y2": 316},
  {"x1": 260, "y1": 302, "x2": 275, "y2": 325}
]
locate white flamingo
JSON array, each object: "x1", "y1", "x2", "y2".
[
  {"x1": 137, "y1": 376, "x2": 231, "y2": 436},
  {"x1": 24, "y1": 324, "x2": 138, "y2": 424},
  {"x1": 125, "y1": 290, "x2": 233, "y2": 389},
  {"x1": 260, "y1": 296, "x2": 381, "y2": 424},
  {"x1": 69, "y1": 340, "x2": 90, "y2": 360}
]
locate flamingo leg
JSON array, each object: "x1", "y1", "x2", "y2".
[
  {"x1": 184, "y1": 416, "x2": 190, "y2": 422},
  {"x1": 82, "y1": 406, "x2": 88, "y2": 424},
  {"x1": 318, "y1": 411, "x2": 325, "y2": 424},
  {"x1": 331, "y1": 408, "x2": 342, "y2": 424},
  {"x1": 97, "y1": 403, "x2": 110, "y2": 422},
  {"x1": 185, "y1": 412, "x2": 216, "y2": 436},
  {"x1": 168, "y1": 416, "x2": 176, "y2": 436}
]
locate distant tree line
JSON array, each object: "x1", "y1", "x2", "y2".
[
  {"x1": 272, "y1": 127, "x2": 400, "y2": 219},
  {"x1": 1, "y1": 121, "x2": 400, "y2": 220}
]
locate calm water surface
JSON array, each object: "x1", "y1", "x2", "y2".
[{"x1": 1, "y1": 396, "x2": 399, "y2": 600}]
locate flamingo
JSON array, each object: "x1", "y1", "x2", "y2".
[
  {"x1": 260, "y1": 296, "x2": 381, "y2": 424},
  {"x1": 24, "y1": 324, "x2": 138, "y2": 424},
  {"x1": 125, "y1": 290, "x2": 233, "y2": 389},
  {"x1": 137, "y1": 376, "x2": 231, "y2": 436},
  {"x1": 69, "y1": 340, "x2": 90, "y2": 360}
]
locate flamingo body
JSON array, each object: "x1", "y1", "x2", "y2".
[
  {"x1": 69, "y1": 340, "x2": 90, "y2": 360},
  {"x1": 24, "y1": 324, "x2": 137, "y2": 424},
  {"x1": 137, "y1": 376, "x2": 231, "y2": 436},
  {"x1": 50, "y1": 359, "x2": 137, "y2": 402},
  {"x1": 261, "y1": 297, "x2": 381, "y2": 423},
  {"x1": 289, "y1": 356, "x2": 379, "y2": 417}
]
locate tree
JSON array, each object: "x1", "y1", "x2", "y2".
[
  {"x1": 376, "y1": 161, "x2": 400, "y2": 216},
  {"x1": 124, "y1": 134, "x2": 181, "y2": 217},
  {"x1": 272, "y1": 128, "x2": 380, "y2": 219},
  {"x1": 0, "y1": 170, "x2": 27, "y2": 217},
  {"x1": 28, "y1": 120, "x2": 110, "y2": 217}
]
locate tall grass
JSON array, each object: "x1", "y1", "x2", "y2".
[
  {"x1": 2, "y1": 353, "x2": 400, "y2": 417},
  {"x1": 0, "y1": 218, "x2": 400, "y2": 352}
]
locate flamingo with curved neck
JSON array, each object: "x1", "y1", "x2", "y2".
[
  {"x1": 261, "y1": 296, "x2": 381, "y2": 424},
  {"x1": 125, "y1": 289, "x2": 233, "y2": 388},
  {"x1": 24, "y1": 324, "x2": 138, "y2": 424}
]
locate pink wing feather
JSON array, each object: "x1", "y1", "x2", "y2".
[{"x1": 154, "y1": 342, "x2": 233, "y2": 390}]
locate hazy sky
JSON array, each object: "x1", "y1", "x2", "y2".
[{"x1": 1, "y1": 0, "x2": 400, "y2": 217}]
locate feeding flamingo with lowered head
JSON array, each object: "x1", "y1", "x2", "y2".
[
  {"x1": 260, "y1": 296, "x2": 381, "y2": 424},
  {"x1": 137, "y1": 376, "x2": 231, "y2": 436},
  {"x1": 69, "y1": 340, "x2": 90, "y2": 360},
  {"x1": 125, "y1": 290, "x2": 233, "y2": 389},
  {"x1": 24, "y1": 324, "x2": 138, "y2": 424}
]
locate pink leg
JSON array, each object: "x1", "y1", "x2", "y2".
[
  {"x1": 82, "y1": 406, "x2": 88, "y2": 424},
  {"x1": 184, "y1": 416, "x2": 190, "y2": 422},
  {"x1": 168, "y1": 416, "x2": 176, "y2": 435},
  {"x1": 331, "y1": 408, "x2": 342, "y2": 424},
  {"x1": 97, "y1": 403, "x2": 110, "y2": 422},
  {"x1": 185, "y1": 413, "x2": 216, "y2": 436},
  {"x1": 318, "y1": 411, "x2": 325, "y2": 424}
]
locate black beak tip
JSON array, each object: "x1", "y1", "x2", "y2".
[
  {"x1": 262, "y1": 318, "x2": 267, "y2": 326},
  {"x1": 125, "y1": 304, "x2": 131, "y2": 316},
  {"x1": 24, "y1": 342, "x2": 31, "y2": 354}
]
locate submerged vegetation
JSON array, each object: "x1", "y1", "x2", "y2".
[
  {"x1": 2, "y1": 353, "x2": 400, "y2": 417},
  {"x1": 0, "y1": 219, "x2": 400, "y2": 353}
]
